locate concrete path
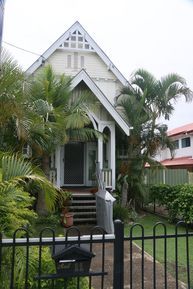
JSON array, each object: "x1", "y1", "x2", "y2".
[
  {"x1": 90, "y1": 242, "x2": 186, "y2": 289},
  {"x1": 67, "y1": 225, "x2": 187, "y2": 289}
]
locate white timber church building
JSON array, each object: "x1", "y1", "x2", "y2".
[{"x1": 26, "y1": 21, "x2": 131, "y2": 190}]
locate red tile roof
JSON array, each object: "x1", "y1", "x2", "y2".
[
  {"x1": 161, "y1": 156, "x2": 193, "y2": 167},
  {"x1": 168, "y1": 123, "x2": 193, "y2": 137}
]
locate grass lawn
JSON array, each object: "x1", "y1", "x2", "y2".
[{"x1": 125, "y1": 213, "x2": 193, "y2": 285}]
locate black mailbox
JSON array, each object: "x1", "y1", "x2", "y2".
[{"x1": 52, "y1": 244, "x2": 95, "y2": 274}]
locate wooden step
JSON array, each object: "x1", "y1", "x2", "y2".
[
  {"x1": 70, "y1": 204, "x2": 96, "y2": 210},
  {"x1": 74, "y1": 211, "x2": 96, "y2": 216},
  {"x1": 72, "y1": 192, "x2": 94, "y2": 197},
  {"x1": 68, "y1": 192, "x2": 97, "y2": 225},
  {"x1": 74, "y1": 217, "x2": 96, "y2": 223},
  {"x1": 71, "y1": 199, "x2": 96, "y2": 204}
]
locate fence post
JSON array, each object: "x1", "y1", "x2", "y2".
[{"x1": 113, "y1": 219, "x2": 124, "y2": 289}]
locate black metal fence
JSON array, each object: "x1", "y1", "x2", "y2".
[{"x1": 0, "y1": 220, "x2": 193, "y2": 289}]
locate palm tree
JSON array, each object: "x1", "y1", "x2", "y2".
[
  {"x1": 30, "y1": 65, "x2": 99, "y2": 170},
  {"x1": 0, "y1": 53, "x2": 61, "y2": 216},
  {"x1": 0, "y1": 56, "x2": 100, "y2": 215},
  {"x1": 116, "y1": 68, "x2": 193, "y2": 207},
  {"x1": 0, "y1": 50, "x2": 25, "y2": 126},
  {"x1": 0, "y1": 50, "x2": 48, "y2": 154},
  {"x1": 0, "y1": 50, "x2": 26, "y2": 150},
  {"x1": 28, "y1": 65, "x2": 101, "y2": 214}
]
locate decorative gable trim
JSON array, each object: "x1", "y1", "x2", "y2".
[
  {"x1": 71, "y1": 69, "x2": 130, "y2": 136},
  {"x1": 26, "y1": 21, "x2": 129, "y2": 86}
]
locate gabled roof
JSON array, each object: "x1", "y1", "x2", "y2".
[
  {"x1": 71, "y1": 69, "x2": 130, "y2": 136},
  {"x1": 168, "y1": 123, "x2": 193, "y2": 137},
  {"x1": 26, "y1": 21, "x2": 129, "y2": 86}
]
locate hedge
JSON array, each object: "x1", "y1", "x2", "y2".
[{"x1": 149, "y1": 184, "x2": 193, "y2": 223}]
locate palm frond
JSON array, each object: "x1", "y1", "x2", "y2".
[
  {"x1": 1, "y1": 154, "x2": 33, "y2": 181},
  {"x1": 0, "y1": 153, "x2": 59, "y2": 212}
]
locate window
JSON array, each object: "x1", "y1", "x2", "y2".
[
  {"x1": 78, "y1": 36, "x2": 83, "y2": 42},
  {"x1": 71, "y1": 42, "x2": 76, "y2": 48},
  {"x1": 172, "y1": 140, "x2": 179, "y2": 149},
  {"x1": 67, "y1": 55, "x2": 71, "y2": 68},
  {"x1": 78, "y1": 43, "x2": 83, "y2": 49},
  {"x1": 74, "y1": 52, "x2": 78, "y2": 69},
  {"x1": 80, "y1": 56, "x2": 84, "y2": 68},
  {"x1": 181, "y1": 137, "x2": 191, "y2": 148}
]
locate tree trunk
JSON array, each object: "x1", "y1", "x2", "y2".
[
  {"x1": 41, "y1": 153, "x2": 50, "y2": 179},
  {"x1": 121, "y1": 179, "x2": 128, "y2": 208},
  {"x1": 36, "y1": 153, "x2": 50, "y2": 216},
  {"x1": 36, "y1": 190, "x2": 48, "y2": 216}
]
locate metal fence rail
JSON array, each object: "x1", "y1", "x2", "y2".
[
  {"x1": 124, "y1": 221, "x2": 193, "y2": 289},
  {"x1": 0, "y1": 221, "x2": 193, "y2": 289},
  {"x1": 0, "y1": 226, "x2": 114, "y2": 289}
]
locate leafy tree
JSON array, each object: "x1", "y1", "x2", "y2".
[{"x1": 116, "y1": 68, "x2": 193, "y2": 207}]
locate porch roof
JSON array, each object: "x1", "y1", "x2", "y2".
[{"x1": 71, "y1": 69, "x2": 131, "y2": 136}]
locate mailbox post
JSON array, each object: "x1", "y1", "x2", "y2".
[{"x1": 52, "y1": 244, "x2": 95, "y2": 275}]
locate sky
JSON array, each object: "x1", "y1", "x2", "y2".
[{"x1": 2, "y1": 0, "x2": 193, "y2": 130}]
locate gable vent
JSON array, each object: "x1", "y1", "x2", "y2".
[{"x1": 59, "y1": 30, "x2": 94, "y2": 51}]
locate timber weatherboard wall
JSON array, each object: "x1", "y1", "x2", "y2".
[{"x1": 42, "y1": 50, "x2": 121, "y2": 104}]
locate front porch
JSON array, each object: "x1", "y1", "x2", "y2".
[
  {"x1": 51, "y1": 135, "x2": 115, "y2": 190},
  {"x1": 48, "y1": 69, "x2": 131, "y2": 191}
]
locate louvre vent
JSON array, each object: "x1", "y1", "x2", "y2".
[{"x1": 60, "y1": 30, "x2": 94, "y2": 51}]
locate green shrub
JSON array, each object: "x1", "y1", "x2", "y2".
[
  {"x1": 149, "y1": 184, "x2": 174, "y2": 204},
  {"x1": 1, "y1": 245, "x2": 91, "y2": 289},
  {"x1": 113, "y1": 203, "x2": 138, "y2": 223},
  {"x1": 113, "y1": 203, "x2": 129, "y2": 222},
  {"x1": 170, "y1": 184, "x2": 193, "y2": 223},
  {"x1": 34, "y1": 214, "x2": 60, "y2": 226},
  {"x1": 149, "y1": 184, "x2": 193, "y2": 223}
]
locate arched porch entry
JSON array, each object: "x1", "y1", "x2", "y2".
[
  {"x1": 54, "y1": 119, "x2": 116, "y2": 189},
  {"x1": 97, "y1": 122, "x2": 116, "y2": 189},
  {"x1": 53, "y1": 70, "x2": 126, "y2": 190}
]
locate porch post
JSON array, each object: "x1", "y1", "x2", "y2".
[
  {"x1": 98, "y1": 123, "x2": 103, "y2": 170},
  {"x1": 55, "y1": 146, "x2": 61, "y2": 187},
  {"x1": 110, "y1": 123, "x2": 116, "y2": 190}
]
